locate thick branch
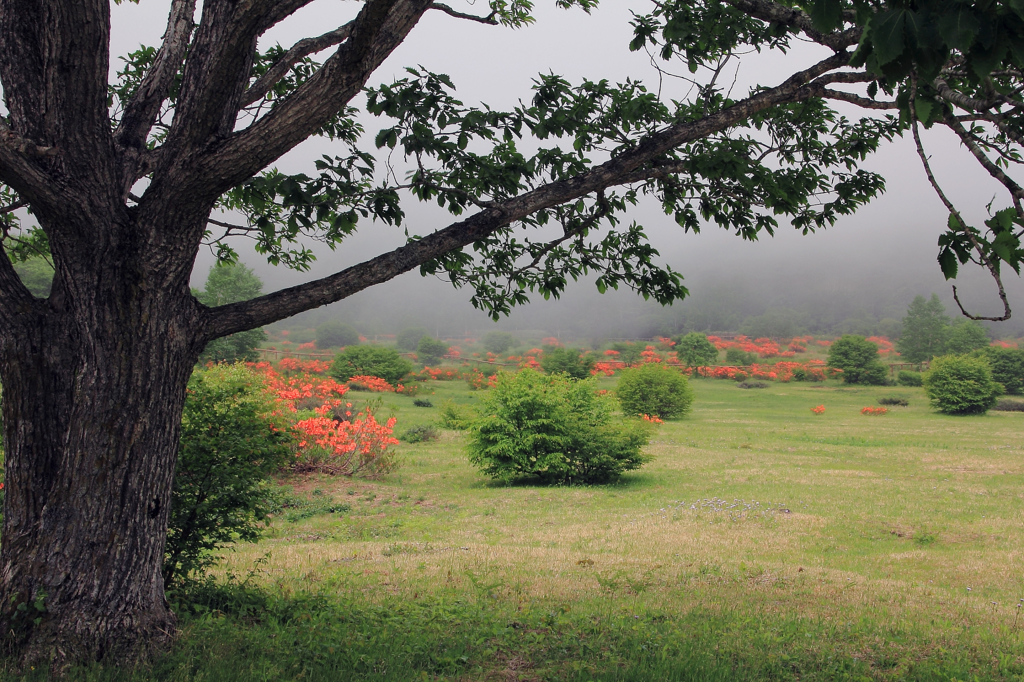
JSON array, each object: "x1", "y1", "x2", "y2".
[
  {"x1": 817, "y1": 87, "x2": 898, "y2": 109},
  {"x1": 241, "y1": 23, "x2": 355, "y2": 107},
  {"x1": 0, "y1": 251, "x2": 36, "y2": 327},
  {"x1": 204, "y1": 51, "x2": 852, "y2": 338},
  {"x1": 0, "y1": 125, "x2": 65, "y2": 209},
  {"x1": 177, "y1": 0, "x2": 432, "y2": 203},
  {"x1": 723, "y1": 0, "x2": 860, "y2": 50},
  {"x1": 114, "y1": 0, "x2": 197, "y2": 153}
]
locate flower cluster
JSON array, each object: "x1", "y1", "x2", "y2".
[
  {"x1": 811, "y1": 405, "x2": 826, "y2": 415},
  {"x1": 640, "y1": 413, "x2": 664, "y2": 424},
  {"x1": 278, "y1": 357, "x2": 331, "y2": 374},
  {"x1": 861, "y1": 406, "x2": 888, "y2": 416},
  {"x1": 866, "y1": 336, "x2": 896, "y2": 356},
  {"x1": 347, "y1": 375, "x2": 398, "y2": 393},
  {"x1": 466, "y1": 368, "x2": 499, "y2": 390}
]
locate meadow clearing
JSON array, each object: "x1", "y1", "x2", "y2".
[{"x1": 19, "y1": 367, "x2": 1023, "y2": 681}]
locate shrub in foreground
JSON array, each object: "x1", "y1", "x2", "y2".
[
  {"x1": 827, "y1": 335, "x2": 887, "y2": 385},
  {"x1": 617, "y1": 363, "x2": 694, "y2": 419},
  {"x1": 467, "y1": 370, "x2": 651, "y2": 484},
  {"x1": 924, "y1": 354, "x2": 1003, "y2": 415},
  {"x1": 166, "y1": 364, "x2": 293, "y2": 586},
  {"x1": 330, "y1": 345, "x2": 413, "y2": 384}
]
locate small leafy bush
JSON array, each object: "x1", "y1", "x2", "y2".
[
  {"x1": 396, "y1": 327, "x2": 429, "y2": 351},
  {"x1": 993, "y1": 398, "x2": 1024, "y2": 412},
  {"x1": 416, "y1": 336, "x2": 449, "y2": 365},
  {"x1": 315, "y1": 320, "x2": 359, "y2": 349},
  {"x1": 924, "y1": 354, "x2": 1003, "y2": 415},
  {"x1": 540, "y1": 347, "x2": 596, "y2": 379},
  {"x1": 617, "y1": 364, "x2": 694, "y2": 419},
  {"x1": 737, "y1": 381, "x2": 769, "y2": 389},
  {"x1": 437, "y1": 399, "x2": 471, "y2": 430},
  {"x1": 330, "y1": 345, "x2": 413, "y2": 384},
  {"x1": 400, "y1": 425, "x2": 439, "y2": 443},
  {"x1": 878, "y1": 396, "x2": 910, "y2": 407},
  {"x1": 483, "y1": 331, "x2": 516, "y2": 355},
  {"x1": 897, "y1": 370, "x2": 923, "y2": 387},
  {"x1": 467, "y1": 370, "x2": 651, "y2": 484},
  {"x1": 978, "y1": 347, "x2": 1024, "y2": 395},
  {"x1": 725, "y1": 347, "x2": 757, "y2": 366},
  {"x1": 827, "y1": 335, "x2": 888, "y2": 385},
  {"x1": 166, "y1": 364, "x2": 294, "y2": 586},
  {"x1": 413, "y1": 398, "x2": 433, "y2": 408}
]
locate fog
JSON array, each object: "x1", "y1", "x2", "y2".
[{"x1": 120, "y1": 1, "x2": 1024, "y2": 338}]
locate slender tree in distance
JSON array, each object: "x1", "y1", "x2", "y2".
[
  {"x1": 1, "y1": 0, "x2": 1023, "y2": 665},
  {"x1": 195, "y1": 262, "x2": 267, "y2": 363},
  {"x1": 897, "y1": 294, "x2": 951, "y2": 363}
]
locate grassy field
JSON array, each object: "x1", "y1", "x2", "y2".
[{"x1": 17, "y1": 377, "x2": 1024, "y2": 680}]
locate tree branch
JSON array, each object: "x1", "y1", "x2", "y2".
[
  {"x1": 241, "y1": 23, "x2": 355, "y2": 107},
  {"x1": 722, "y1": 0, "x2": 860, "y2": 50},
  {"x1": 909, "y1": 77, "x2": 1011, "y2": 322},
  {"x1": 114, "y1": 0, "x2": 196, "y2": 154},
  {"x1": 817, "y1": 87, "x2": 898, "y2": 109},
  {"x1": 178, "y1": 0, "x2": 433, "y2": 204},
  {"x1": 942, "y1": 112, "x2": 1024, "y2": 204},
  {"x1": 203, "y1": 50, "x2": 853, "y2": 338},
  {"x1": 429, "y1": 3, "x2": 498, "y2": 25}
]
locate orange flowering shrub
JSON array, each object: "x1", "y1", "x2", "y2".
[
  {"x1": 347, "y1": 375, "x2": 397, "y2": 392},
  {"x1": 811, "y1": 405, "x2": 825, "y2": 415},
  {"x1": 861, "y1": 406, "x2": 888, "y2": 415},
  {"x1": 245, "y1": 362, "x2": 400, "y2": 476}
]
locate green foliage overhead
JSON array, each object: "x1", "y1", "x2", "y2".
[
  {"x1": 483, "y1": 331, "x2": 516, "y2": 355},
  {"x1": 316, "y1": 320, "x2": 360, "y2": 349},
  {"x1": 330, "y1": 345, "x2": 413, "y2": 384},
  {"x1": 165, "y1": 364, "x2": 293, "y2": 586},
  {"x1": 978, "y1": 346, "x2": 1024, "y2": 395},
  {"x1": 396, "y1": 327, "x2": 430, "y2": 352},
  {"x1": 467, "y1": 370, "x2": 651, "y2": 484},
  {"x1": 617, "y1": 364, "x2": 695, "y2": 420},
  {"x1": 827, "y1": 335, "x2": 888, "y2": 385},
  {"x1": 897, "y1": 295, "x2": 950, "y2": 363},
  {"x1": 674, "y1": 332, "x2": 719, "y2": 370},
  {"x1": 945, "y1": 320, "x2": 990, "y2": 355},
  {"x1": 924, "y1": 354, "x2": 1003, "y2": 415},
  {"x1": 416, "y1": 336, "x2": 449, "y2": 365},
  {"x1": 539, "y1": 347, "x2": 596, "y2": 379}
]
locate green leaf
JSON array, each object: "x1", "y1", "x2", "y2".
[
  {"x1": 809, "y1": 0, "x2": 844, "y2": 33},
  {"x1": 938, "y1": 247, "x2": 959, "y2": 280},
  {"x1": 870, "y1": 8, "x2": 908, "y2": 66},
  {"x1": 938, "y1": 5, "x2": 980, "y2": 51}
]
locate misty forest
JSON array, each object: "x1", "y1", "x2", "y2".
[{"x1": 2, "y1": 0, "x2": 1024, "y2": 679}]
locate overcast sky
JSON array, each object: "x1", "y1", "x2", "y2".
[{"x1": 102, "y1": 1, "x2": 1024, "y2": 336}]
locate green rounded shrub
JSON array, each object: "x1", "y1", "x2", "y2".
[
  {"x1": 540, "y1": 347, "x2": 596, "y2": 379},
  {"x1": 330, "y1": 345, "x2": 413, "y2": 384},
  {"x1": 674, "y1": 332, "x2": 719, "y2": 370},
  {"x1": 467, "y1": 370, "x2": 651, "y2": 484},
  {"x1": 396, "y1": 327, "x2": 429, "y2": 351},
  {"x1": 483, "y1": 331, "x2": 516, "y2": 355},
  {"x1": 924, "y1": 354, "x2": 1002, "y2": 415},
  {"x1": 725, "y1": 347, "x2": 756, "y2": 366},
  {"x1": 897, "y1": 370, "x2": 923, "y2": 387},
  {"x1": 416, "y1": 336, "x2": 449, "y2": 365},
  {"x1": 826, "y1": 335, "x2": 888, "y2": 385},
  {"x1": 978, "y1": 347, "x2": 1024, "y2": 395},
  {"x1": 315, "y1": 320, "x2": 359, "y2": 349},
  {"x1": 616, "y1": 363, "x2": 694, "y2": 419}
]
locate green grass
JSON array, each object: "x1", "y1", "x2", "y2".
[{"x1": 10, "y1": 377, "x2": 1024, "y2": 680}]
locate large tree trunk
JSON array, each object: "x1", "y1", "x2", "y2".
[{"x1": 0, "y1": 263, "x2": 202, "y2": 666}]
